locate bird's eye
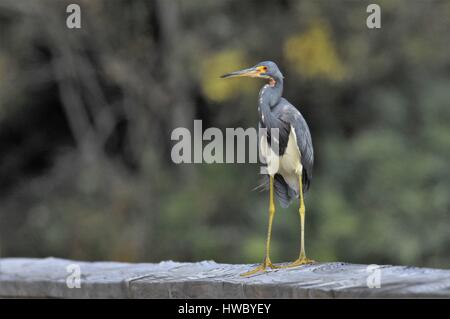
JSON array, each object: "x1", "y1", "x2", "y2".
[{"x1": 262, "y1": 66, "x2": 268, "y2": 72}]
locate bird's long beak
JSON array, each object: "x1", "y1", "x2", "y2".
[{"x1": 221, "y1": 67, "x2": 260, "y2": 79}]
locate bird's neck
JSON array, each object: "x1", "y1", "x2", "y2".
[
  {"x1": 258, "y1": 78, "x2": 283, "y2": 128},
  {"x1": 269, "y1": 78, "x2": 283, "y2": 106},
  {"x1": 260, "y1": 78, "x2": 283, "y2": 105}
]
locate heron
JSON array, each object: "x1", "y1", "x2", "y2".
[{"x1": 221, "y1": 61, "x2": 314, "y2": 276}]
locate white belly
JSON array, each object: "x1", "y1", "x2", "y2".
[{"x1": 260, "y1": 126, "x2": 302, "y2": 194}]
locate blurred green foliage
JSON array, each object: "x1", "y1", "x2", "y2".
[{"x1": 1, "y1": 0, "x2": 450, "y2": 269}]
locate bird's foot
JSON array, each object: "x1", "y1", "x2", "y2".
[
  {"x1": 275, "y1": 255, "x2": 315, "y2": 269},
  {"x1": 240, "y1": 258, "x2": 276, "y2": 277}
]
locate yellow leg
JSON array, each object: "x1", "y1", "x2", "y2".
[
  {"x1": 241, "y1": 175, "x2": 276, "y2": 276},
  {"x1": 277, "y1": 172, "x2": 315, "y2": 269}
]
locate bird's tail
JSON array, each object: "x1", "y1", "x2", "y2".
[{"x1": 253, "y1": 174, "x2": 296, "y2": 208}]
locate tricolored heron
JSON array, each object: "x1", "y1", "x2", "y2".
[{"x1": 221, "y1": 61, "x2": 314, "y2": 276}]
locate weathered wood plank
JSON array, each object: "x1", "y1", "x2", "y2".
[{"x1": 1, "y1": 258, "x2": 450, "y2": 298}]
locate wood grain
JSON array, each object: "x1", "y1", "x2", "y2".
[{"x1": 1, "y1": 258, "x2": 449, "y2": 298}]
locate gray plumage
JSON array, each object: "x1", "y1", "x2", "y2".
[
  {"x1": 254, "y1": 62, "x2": 314, "y2": 208},
  {"x1": 221, "y1": 61, "x2": 314, "y2": 208},
  {"x1": 221, "y1": 61, "x2": 316, "y2": 273}
]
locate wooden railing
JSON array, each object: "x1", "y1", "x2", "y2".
[{"x1": 1, "y1": 257, "x2": 449, "y2": 298}]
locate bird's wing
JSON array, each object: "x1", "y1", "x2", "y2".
[
  {"x1": 278, "y1": 99, "x2": 314, "y2": 192},
  {"x1": 258, "y1": 113, "x2": 291, "y2": 157}
]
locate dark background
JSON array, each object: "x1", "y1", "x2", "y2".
[{"x1": 1, "y1": 0, "x2": 450, "y2": 269}]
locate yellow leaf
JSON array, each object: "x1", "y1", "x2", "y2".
[
  {"x1": 284, "y1": 21, "x2": 346, "y2": 81},
  {"x1": 201, "y1": 50, "x2": 257, "y2": 102}
]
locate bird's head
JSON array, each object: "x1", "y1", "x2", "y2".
[{"x1": 221, "y1": 61, "x2": 284, "y2": 85}]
